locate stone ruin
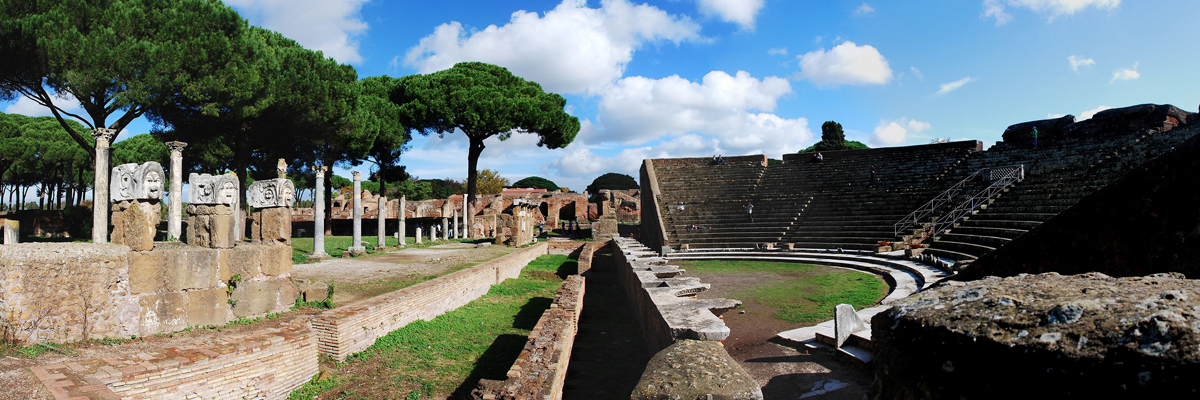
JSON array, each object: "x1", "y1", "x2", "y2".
[
  {"x1": 109, "y1": 162, "x2": 165, "y2": 251},
  {"x1": 248, "y1": 178, "x2": 295, "y2": 245},
  {"x1": 186, "y1": 172, "x2": 240, "y2": 249}
]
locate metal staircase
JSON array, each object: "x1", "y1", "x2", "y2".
[{"x1": 895, "y1": 165, "x2": 1024, "y2": 243}]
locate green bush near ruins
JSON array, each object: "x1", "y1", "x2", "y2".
[
  {"x1": 289, "y1": 254, "x2": 573, "y2": 399},
  {"x1": 680, "y1": 260, "x2": 888, "y2": 324}
]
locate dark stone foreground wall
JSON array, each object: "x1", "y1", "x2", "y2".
[
  {"x1": 959, "y1": 123, "x2": 1200, "y2": 280},
  {"x1": 871, "y1": 272, "x2": 1200, "y2": 399}
]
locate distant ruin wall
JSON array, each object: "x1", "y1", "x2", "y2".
[
  {"x1": 310, "y1": 192, "x2": 589, "y2": 226},
  {"x1": 475, "y1": 275, "x2": 585, "y2": 400},
  {"x1": 610, "y1": 238, "x2": 739, "y2": 354},
  {"x1": 639, "y1": 160, "x2": 668, "y2": 253},
  {"x1": 32, "y1": 322, "x2": 316, "y2": 399},
  {"x1": 0, "y1": 242, "x2": 297, "y2": 343},
  {"x1": 312, "y1": 242, "x2": 549, "y2": 361}
]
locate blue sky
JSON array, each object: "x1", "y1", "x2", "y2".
[{"x1": 4, "y1": 0, "x2": 1198, "y2": 192}]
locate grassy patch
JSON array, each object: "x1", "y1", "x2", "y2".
[
  {"x1": 679, "y1": 260, "x2": 888, "y2": 324},
  {"x1": 291, "y1": 254, "x2": 576, "y2": 399}
]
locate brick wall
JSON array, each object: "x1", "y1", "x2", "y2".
[
  {"x1": 0, "y1": 242, "x2": 298, "y2": 343},
  {"x1": 32, "y1": 321, "x2": 317, "y2": 399},
  {"x1": 476, "y1": 275, "x2": 585, "y2": 400},
  {"x1": 312, "y1": 242, "x2": 550, "y2": 361}
]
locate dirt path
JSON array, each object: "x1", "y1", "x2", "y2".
[{"x1": 687, "y1": 268, "x2": 874, "y2": 400}]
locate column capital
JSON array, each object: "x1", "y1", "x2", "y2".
[
  {"x1": 352, "y1": 170, "x2": 361, "y2": 179},
  {"x1": 91, "y1": 128, "x2": 117, "y2": 143},
  {"x1": 165, "y1": 141, "x2": 188, "y2": 152}
]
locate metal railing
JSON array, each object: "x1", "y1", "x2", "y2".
[{"x1": 894, "y1": 165, "x2": 1024, "y2": 238}]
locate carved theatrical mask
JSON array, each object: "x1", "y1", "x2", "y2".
[
  {"x1": 110, "y1": 163, "x2": 138, "y2": 201},
  {"x1": 248, "y1": 178, "x2": 295, "y2": 208},
  {"x1": 218, "y1": 180, "x2": 238, "y2": 205},
  {"x1": 131, "y1": 162, "x2": 165, "y2": 200},
  {"x1": 188, "y1": 173, "x2": 240, "y2": 205}
]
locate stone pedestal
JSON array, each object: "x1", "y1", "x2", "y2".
[
  {"x1": 111, "y1": 200, "x2": 159, "y2": 251},
  {"x1": 415, "y1": 226, "x2": 423, "y2": 244},
  {"x1": 187, "y1": 204, "x2": 237, "y2": 249},
  {"x1": 592, "y1": 217, "x2": 618, "y2": 242},
  {"x1": 429, "y1": 223, "x2": 437, "y2": 242},
  {"x1": 313, "y1": 166, "x2": 329, "y2": 257},
  {"x1": 251, "y1": 207, "x2": 292, "y2": 245},
  {"x1": 441, "y1": 217, "x2": 449, "y2": 241}
]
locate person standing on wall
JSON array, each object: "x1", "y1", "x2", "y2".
[
  {"x1": 1032, "y1": 126, "x2": 1038, "y2": 149},
  {"x1": 744, "y1": 201, "x2": 754, "y2": 223}
]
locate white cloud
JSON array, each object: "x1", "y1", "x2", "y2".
[
  {"x1": 226, "y1": 0, "x2": 370, "y2": 64},
  {"x1": 794, "y1": 41, "x2": 893, "y2": 87},
  {"x1": 1110, "y1": 62, "x2": 1139, "y2": 84},
  {"x1": 695, "y1": 0, "x2": 765, "y2": 30},
  {"x1": 1079, "y1": 105, "x2": 1112, "y2": 120},
  {"x1": 910, "y1": 66, "x2": 924, "y2": 80},
  {"x1": 853, "y1": 2, "x2": 876, "y2": 16},
  {"x1": 935, "y1": 77, "x2": 975, "y2": 95},
  {"x1": 982, "y1": 0, "x2": 1121, "y2": 26},
  {"x1": 3, "y1": 93, "x2": 84, "y2": 117},
  {"x1": 1047, "y1": 113, "x2": 1067, "y2": 118},
  {"x1": 1068, "y1": 55, "x2": 1095, "y2": 71},
  {"x1": 813, "y1": 36, "x2": 823, "y2": 44},
  {"x1": 768, "y1": 47, "x2": 788, "y2": 56},
  {"x1": 872, "y1": 118, "x2": 931, "y2": 146},
  {"x1": 404, "y1": 0, "x2": 702, "y2": 94}
]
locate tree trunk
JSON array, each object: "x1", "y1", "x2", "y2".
[{"x1": 466, "y1": 136, "x2": 486, "y2": 238}]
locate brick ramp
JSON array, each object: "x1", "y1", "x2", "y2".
[
  {"x1": 313, "y1": 242, "x2": 550, "y2": 361},
  {"x1": 32, "y1": 322, "x2": 316, "y2": 400}
]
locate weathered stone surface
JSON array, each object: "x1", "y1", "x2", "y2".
[
  {"x1": 834, "y1": 303, "x2": 867, "y2": 348},
  {"x1": 187, "y1": 211, "x2": 236, "y2": 249},
  {"x1": 871, "y1": 272, "x2": 1200, "y2": 399},
  {"x1": 292, "y1": 279, "x2": 329, "y2": 302},
  {"x1": 247, "y1": 178, "x2": 295, "y2": 208},
  {"x1": 110, "y1": 162, "x2": 165, "y2": 201},
  {"x1": 139, "y1": 291, "x2": 189, "y2": 335},
  {"x1": 188, "y1": 173, "x2": 239, "y2": 205},
  {"x1": 186, "y1": 287, "x2": 229, "y2": 327},
  {"x1": 632, "y1": 340, "x2": 763, "y2": 400},
  {"x1": 591, "y1": 217, "x2": 618, "y2": 241},
  {"x1": 110, "y1": 200, "x2": 159, "y2": 251},
  {"x1": 260, "y1": 244, "x2": 291, "y2": 276},
  {"x1": 223, "y1": 245, "x2": 261, "y2": 280},
  {"x1": 166, "y1": 249, "x2": 218, "y2": 291},
  {"x1": 251, "y1": 207, "x2": 292, "y2": 244},
  {"x1": 230, "y1": 279, "x2": 297, "y2": 318},
  {"x1": 1, "y1": 218, "x2": 17, "y2": 244},
  {"x1": 1001, "y1": 115, "x2": 1075, "y2": 146},
  {"x1": 128, "y1": 250, "x2": 166, "y2": 294}
]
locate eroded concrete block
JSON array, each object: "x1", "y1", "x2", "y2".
[
  {"x1": 165, "y1": 249, "x2": 218, "y2": 291},
  {"x1": 186, "y1": 287, "x2": 229, "y2": 327},
  {"x1": 187, "y1": 204, "x2": 237, "y2": 249},
  {"x1": 128, "y1": 251, "x2": 166, "y2": 294},
  {"x1": 251, "y1": 207, "x2": 292, "y2": 245},
  {"x1": 260, "y1": 245, "x2": 292, "y2": 276},
  {"x1": 633, "y1": 340, "x2": 763, "y2": 400},
  {"x1": 222, "y1": 245, "x2": 261, "y2": 281},
  {"x1": 111, "y1": 200, "x2": 159, "y2": 251},
  {"x1": 139, "y1": 292, "x2": 188, "y2": 335}
]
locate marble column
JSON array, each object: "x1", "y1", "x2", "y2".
[
  {"x1": 91, "y1": 128, "x2": 116, "y2": 243},
  {"x1": 429, "y1": 221, "x2": 437, "y2": 242},
  {"x1": 350, "y1": 171, "x2": 364, "y2": 254},
  {"x1": 377, "y1": 195, "x2": 386, "y2": 248},
  {"x1": 441, "y1": 217, "x2": 449, "y2": 240},
  {"x1": 398, "y1": 196, "x2": 406, "y2": 247},
  {"x1": 452, "y1": 209, "x2": 458, "y2": 239},
  {"x1": 462, "y1": 196, "x2": 469, "y2": 239},
  {"x1": 312, "y1": 166, "x2": 329, "y2": 257},
  {"x1": 165, "y1": 141, "x2": 187, "y2": 241},
  {"x1": 415, "y1": 225, "x2": 422, "y2": 244}
]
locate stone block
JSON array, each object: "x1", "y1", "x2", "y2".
[
  {"x1": 138, "y1": 292, "x2": 189, "y2": 336},
  {"x1": 260, "y1": 245, "x2": 292, "y2": 276},
  {"x1": 250, "y1": 207, "x2": 292, "y2": 245},
  {"x1": 185, "y1": 288, "x2": 229, "y2": 327},
  {"x1": 187, "y1": 213, "x2": 236, "y2": 249},
  {"x1": 165, "y1": 248, "x2": 218, "y2": 291},
  {"x1": 292, "y1": 279, "x2": 329, "y2": 302},
  {"x1": 1, "y1": 218, "x2": 18, "y2": 244},
  {"x1": 222, "y1": 245, "x2": 261, "y2": 281},
  {"x1": 128, "y1": 251, "x2": 166, "y2": 294},
  {"x1": 834, "y1": 304, "x2": 867, "y2": 348},
  {"x1": 632, "y1": 340, "x2": 763, "y2": 400},
  {"x1": 230, "y1": 280, "x2": 279, "y2": 318},
  {"x1": 112, "y1": 200, "x2": 159, "y2": 251},
  {"x1": 592, "y1": 218, "x2": 618, "y2": 242}
]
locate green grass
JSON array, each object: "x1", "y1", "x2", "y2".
[
  {"x1": 290, "y1": 254, "x2": 574, "y2": 399},
  {"x1": 680, "y1": 260, "x2": 888, "y2": 324}
]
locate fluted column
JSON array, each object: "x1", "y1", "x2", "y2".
[
  {"x1": 377, "y1": 195, "x2": 386, "y2": 248},
  {"x1": 91, "y1": 128, "x2": 116, "y2": 243},
  {"x1": 350, "y1": 171, "x2": 364, "y2": 254},
  {"x1": 165, "y1": 141, "x2": 187, "y2": 241},
  {"x1": 313, "y1": 166, "x2": 329, "y2": 257}
]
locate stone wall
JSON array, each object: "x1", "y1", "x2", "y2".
[
  {"x1": 639, "y1": 160, "x2": 668, "y2": 253},
  {"x1": 609, "y1": 237, "x2": 740, "y2": 354},
  {"x1": 312, "y1": 242, "x2": 549, "y2": 361},
  {"x1": 0, "y1": 242, "x2": 297, "y2": 343},
  {"x1": 475, "y1": 275, "x2": 585, "y2": 400},
  {"x1": 32, "y1": 321, "x2": 316, "y2": 399},
  {"x1": 598, "y1": 189, "x2": 641, "y2": 223},
  {"x1": 871, "y1": 272, "x2": 1200, "y2": 399}
]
